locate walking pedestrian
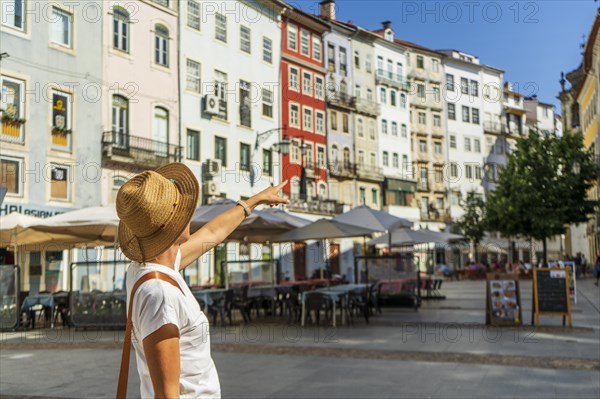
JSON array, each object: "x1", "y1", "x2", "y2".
[
  {"x1": 115, "y1": 163, "x2": 288, "y2": 398},
  {"x1": 594, "y1": 254, "x2": 600, "y2": 286}
]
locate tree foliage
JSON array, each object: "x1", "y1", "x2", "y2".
[
  {"x1": 485, "y1": 130, "x2": 597, "y2": 260},
  {"x1": 455, "y1": 190, "x2": 486, "y2": 254}
]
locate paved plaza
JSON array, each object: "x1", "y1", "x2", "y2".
[{"x1": 1, "y1": 279, "x2": 599, "y2": 398}]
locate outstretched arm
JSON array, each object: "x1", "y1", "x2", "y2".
[{"x1": 179, "y1": 181, "x2": 288, "y2": 269}]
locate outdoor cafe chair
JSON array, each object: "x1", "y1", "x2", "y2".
[
  {"x1": 303, "y1": 292, "x2": 333, "y2": 326},
  {"x1": 347, "y1": 291, "x2": 369, "y2": 325},
  {"x1": 231, "y1": 286, "x2": 252, "y2": 324}
]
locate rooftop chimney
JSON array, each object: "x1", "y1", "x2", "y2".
[
  {"x1": 320, "y1": 0, "x2": 336, "y2": 20},
  {"x1": 382, "y1": 21, "x2": 392, "y2": 29}
]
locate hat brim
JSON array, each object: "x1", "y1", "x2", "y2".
[{"x1": 117, "y1": 163, "x2": 199, "y2": 263}]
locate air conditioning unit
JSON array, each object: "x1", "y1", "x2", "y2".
[
  {"x1": 202, "y1": 158, "x2": 221, "y2": 177},
  {"x1": 203, "y1": 181, "x2": 220, "y2": 196},
  {"x1": 204, "y1": 94, "x2": 220, "y2": 115}
]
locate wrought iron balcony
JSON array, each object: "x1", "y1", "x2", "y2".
[
  {"x1": 328, "y1": 161, "x2": 356, "y2": 178},
  {"x1": 376, "y1": 69, "x2": 411, "y2": 91},
  {"x1": 102, "y1": 131, "x2": 182, "y2": 168},
  {"x1": 287, "y1": 195, "x2": 344, "y2": 216},
  {"x1": 327, "y1": 92, "x2": 356, "y2": 109},
  {"x1": 420, "y1": 209, "x2": 448, "y2": 222},
  {"x1": 355, "y1": 97, "x2": 380, "y2": 116},
  {"x1": 356, "y1": 163, "x2": 384, "y2": 182}
]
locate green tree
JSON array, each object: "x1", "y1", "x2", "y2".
[
  {"x1": 485, "y1": 130, "x2": 597, "y2": 264},
  {"x1": 455, "y1": 191, "x2": 486, "y2": 261}
]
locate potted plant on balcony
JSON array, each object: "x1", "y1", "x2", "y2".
[{"x1": 0, "y1": 108, "x2": 26, "y2": 125}]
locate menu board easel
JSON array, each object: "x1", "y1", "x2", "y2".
[
  {"x1": 531, "y1": 268, "x2": 572, "y2": 327},
  {"x1": 486, "y1": 273, "x2": 522, "y2": 326}
]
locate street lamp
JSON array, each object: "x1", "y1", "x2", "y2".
[{"x1": 252, "y1": 127, "x2": 290, "y2": 188}]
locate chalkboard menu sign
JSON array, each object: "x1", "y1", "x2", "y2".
[
  {"x1": 485, "y1": 273, "x2": 522, "y2": 326},
  {"x1": 532, "y1": 268, "x2": 572, "y2": 327}
]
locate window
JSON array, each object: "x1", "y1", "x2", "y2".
[
  {"x1": 402, "y1": 154, "x2": 408, "y2": 168},
  {"x1": 316, "y1": 111, "x2": 325, "y2": 133},
  {"x1": 420, "y1": 169, "x2": 428, "y2": 191},
  {"x1": 303, "y1": 107, "x2": 313, "y2": 131},
  {"x1": 354, "y1": 51, "x2": 360, "y2": 68},
  {"x1": 475, "y1": 166, "x2": 482, "y2": 180},
  {"x1": 434, "y1": 141, "x2": 442, "y2": 154},
  {"x1": 289, "y1": 67, "x2": 299, "y2": 90},
  {"x1": 302, "y1": 72, "x2": 312, "y2": 96},
  {"x1": 446, "y1": 74, "x2": 454, "y2": 91},
  {"x1": 419, "y1": 140, "x2": 427, "y2": 153},
  {"x1": 342, "y1": 147, "x2": 350, "y2": 166},
  {"x1": 304, "y1": 143, "x2": 313, "y2": 166},
  {"x1": 50, "y1": 164, "x2": 70, "y2": 201},
  {"x1": 396, "y1": 62, "x2": 403, "y2": 77},
  {"x1": 470, "y1": 80, "x2": 478, "y2": 97},
  {"x1": 369, "y1": 120, "x2": 376, "y2": 140},
  {"x1": 111, "y1": 95, "x2": 128, "y2": 148},
  {"x1": 313, "y1": 38, "x2": 321, "y2": 60},
  {"x1": 357, "y1": 118, "x2": 364, "y2": 137},
  {"x1": 317, "y1": 146, "x2": 325, "y2": 168},
  {"x1": 186, "y1": 129, "x2": 200, "y2": 161},
  {"x1": 370, "y1": 152, "x2": 376, "y2": 165},
  {"x1": 0, "y1": 156, "x2": 22, "y2": 196},
  {"x1": 433, "y1": 114, "x2": 441, "y2": 127},
  {"x1": 1, "y1": 76, "x2": 25, "y2": 143},
  {"x1": 465, "y1": 164, "x2": 473, "y2": 179},
  {"x1": 461, "y1": 78, "x2": 469, "y2": 94},
  {"x1": 214, "y1": 136, "x2": 227, "y2": 166},
  {"x1": 449, "y1": 135, "x2": 456, "y2": 149},
  {"x1": 339, "y1": 48, "x2": 347, "y2": 74},
  {"x1": 358, "y1": 150, "x2": 365, "y2": 165},
  {"x1": 213, "y1": 12, "x2": 227, "y2": 42},
  {"x1": 213, "y1": 70, "x2": 228, "y2": 119},
  {"x1": 380, "y1": 88, "x2": 386, "y2": 103},
  {"x1": 474, "y1": 138, "x2": 481, "y2": 153},
  {"x1": 262, "y1": 88, "x2": 273, "y2": 117},
  {"x1": 113, "y1": 7, "x2": 130, "y2": 52},
  {"x1": 372, "y1": 189, "x2": 378, "y2": 205},
  {"x1": 288, "y1": 25, "x2": 297, "y2": 50},
  {"x1": 393, "y1": 153, "x2": 399, "y2": 168},
  {"x1": 360, "y1": 187, "x2": 366, "y2": 204},
  {"x1": 464, "y1": 137, "x2": 472, "y2": 152},
  {"x1": 327, "y1": 43, "x2": 336, "y2": 71},
  {"x1": 240, "y1": 143, "x2": 251, "y2": 171},
  {"x1": 390, "y1": 90, "x2": 397, "y2": 106},
  {"x1": 51, "y1": 7, "x2": 72, "y2": 48},
  {"x1": 435, "y1": 168, "x2": 443, "y2": 183},
  {"x1": 342, "y1": 114, "x2": 349, "y2": 133},
  {"x1": 417, "y1": 84, "x2": 425, "y2": 99},
  {"x1": 263, "y1": 37, "x2": 273, "y2": 63},
  {"x1": 383, "y1": 151, "x2": 389, "y2": 167},
  {"x1": 400, "y1": 93, "x2": 406, "y2": 109},
  {"x1": 365, "y1": 55, "x2": 372, "y2": 72},
  {"x1": 2, "y1": 0, "x2": 25, "y2": 30},
  {"x1": 51, "y1": 91, "x2": 72, "y2": 148},
  {"x1": 450, "y1": 163, "x2": 458, "y2": 178},
  {"x1": 382, "y1": 119, "x2": 388, "y2": 134},
  {"x1": 154, "y1": 24, "x2": 169, "y2": 66},
  {"x1": 330, "y1": 110, "x2": 337, "y2": 130},
  {"x1": 367, "y1": 89, "x2": 374, "y2": 101},
  {"x1": 186, "y1": 59, "x2": 201, "y2": 93},
  {"x1": 153, "y1": 107, "x2": 168, "y2": 155},
  {"x1": 401, "y1": 124, "x2": 407, "y2": 138},
  {"x1": 448, "y1": 103, "x2": 456, "y2": 120},
  {"x1": 263, "y1": 149, "x2": 272, "y2": 176},
  {"x1": 240, "y1": 26, "x2": 251, "y2": 53},
  {"x1": 331, "y1": 145, "x2": 339, "y2": 163},
  {"x1": 416, "y1": 55, "x2": 424, "y2": 69},
  {"x1": 290, "y1": 104, "x2": 300, "y2": 127},
  {"x1": 432, "y1": 59, "x2": 439, "y2": 72},
  {"x1": 300, "y1": 29, "x2": 310, "y2": 56},
  {"x1": 315, "y1": 76, "x2": 324, "y2": 99},
  {"x1": 496, "y1": 139, "x2": 504, "y2": 154},
  {"x1": 239, "y1": 80, "x2": 251, "y2": 127},
  {"x1": 472, "y1": 108, "x2": 480, "y2": 124},
  {"x1": 391, "y1": 122, "x2": 398, "y2": 136},
  {"x1": 462, "y1": 106, "x2": 470, "y2": 122},
  {"x1": 418, "y1": 112, "x2": 426, "y2": 125},
  {"x1": 187, "y1": 0, "x2": 201, "y2": 30},
  {"x1": 433, "y1": 85, "x2": 440, "y2": 102},
  {"x1": 291, "y1": 140, "x2": 301, "y2": 163}
]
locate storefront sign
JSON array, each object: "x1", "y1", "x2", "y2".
[{"x1": 0, "y1": 203, "x2": 68, "y2": 218}]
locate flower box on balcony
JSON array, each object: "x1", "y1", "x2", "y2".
[{"x1": 52, "y1": 126, "x2": 72, "y2": 147}]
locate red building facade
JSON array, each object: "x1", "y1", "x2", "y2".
[{"x1": 280, "y1": 9, "x2": 330, "y2": 208}]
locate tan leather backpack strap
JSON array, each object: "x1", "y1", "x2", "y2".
[{"x1": 116, "y1": 271, "x2": 184, "y2": 399}]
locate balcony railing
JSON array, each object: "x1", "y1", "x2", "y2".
[
  {"x1": 376, "y1": 69, "x2": 411, "y2": 91},
  {"x1": 1, "y1": 118, "x2": 25, "y2": 144},
  {"x1": 327, "y1": 92, "x2": 356, "y2": 109},
  {"x1": 287, "y1": 195, "x2": 344, "y2": 216},
  {"x1": 355, "y1": 97, "x2": 380, "y2": 116},
  {"x1": 420, "y1": 209, "x2": 448, "y2": 222},
  {"x1": 102, "y1": 131, "x2": 182, "y2": 168},
  {"x1": 483, "y1": 121, "x2": 501, "y2": 134},
  {"x1": 328, "y1": 161, "x2": 356, "y2": 178},
  {"x1": 356, "y1": 163, "x2": 384, "y2": 181}
]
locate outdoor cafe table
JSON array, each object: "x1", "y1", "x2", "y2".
[
  {"x1": 191, "y1": 288, "x2": 228, "y2": 311},
  {"x1": 21, "y1": 294, "x2": 54, "y2": 328},
  {"x1": 301, "y1": 289, "x2": 351, "y2": 328}
]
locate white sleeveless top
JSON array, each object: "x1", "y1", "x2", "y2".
[{"x1": 125, "y1": 250, "x2": 221, "y2": 398}]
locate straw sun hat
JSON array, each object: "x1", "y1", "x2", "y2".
[{"x1": 116, "y1": 163, "x2": 199, "y2": 263}]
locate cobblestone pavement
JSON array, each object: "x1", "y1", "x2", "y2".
[{"x1": 1, "y1": 279, "x2": 599, "y2": 398}]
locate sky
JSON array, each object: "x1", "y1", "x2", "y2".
[{"x1": 292, "y1": 0, "x2": 597, "y2": 113}]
